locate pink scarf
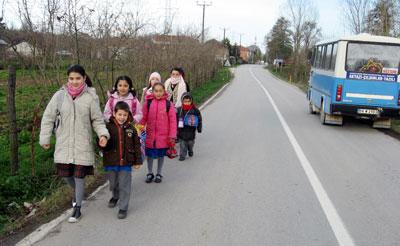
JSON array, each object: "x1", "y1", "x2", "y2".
[{"x1": 67, "y1": 82, "x2": 86, "y2": 98}]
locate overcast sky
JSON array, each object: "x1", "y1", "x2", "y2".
[{"x1": 2, "y1": 0, "x2": 349, "y2": 48}]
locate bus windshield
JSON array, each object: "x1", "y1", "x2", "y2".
[{"x1": 346, "y1": 42, "x2": 400, "y2": 75}]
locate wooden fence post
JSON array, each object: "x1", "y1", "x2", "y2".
[{"x1": 7, "y1": 65, "x2": 19, "y2": 175}]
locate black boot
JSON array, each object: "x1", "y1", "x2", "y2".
[
  {"x1": 155, "y1": 174, "x2": 163, "y2": 183},
  {"x1": 118, "y1": 209, "x2": 127, "y2": 219},
  {"x1": 68, "y1": 206, "x2": 81, "y2": 223},
  {"x1": 146, "y1": 173, "x2": 154, "y2": 183},
  {"x1": 108, "y1": 197, "x2": 118, "y2": 208}
]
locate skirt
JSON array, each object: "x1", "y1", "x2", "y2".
[
  {"x1": 56, "y1": 163, "x2": 94, "y2": 179},
  {"x1": 145, "y1": 148, "x2": 168, "y2": 159}
]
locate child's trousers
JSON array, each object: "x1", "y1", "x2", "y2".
[
  {"x1": 147, "y1": 157, "x2": 164, "y2": 175},
  {"x1": 179, "y1": 140, "x2": 195, "y2": 158},
  {"x1": 107, "y1": 171, "x2": 132, "y2": 211}
]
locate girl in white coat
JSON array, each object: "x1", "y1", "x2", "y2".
[
  {"x1": 40, "y1": 65, "x2": 109, "y2": 223},
  {"x1": 164, "y1": 67, "x2": 189, "y2": 108}
]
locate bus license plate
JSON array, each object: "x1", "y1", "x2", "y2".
[{"x1": 357, "y1": 109, "x2": 379, "y2": 115}]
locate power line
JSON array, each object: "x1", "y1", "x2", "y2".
[{"x1": 196, "y1": 1, "x2": 212, "y2": 43}]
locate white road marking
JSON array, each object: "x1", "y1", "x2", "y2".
[{"x1": 250, "y1": 68, "x2": 355, "y2": 246}]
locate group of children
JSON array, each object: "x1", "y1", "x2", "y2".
[{"x1": 40, "y1": 65, "x2": 203, "y2": 222}]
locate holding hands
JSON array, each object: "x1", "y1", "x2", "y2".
[{"x1": 99, "y1": 136, "x2": 108, "y2": 147}]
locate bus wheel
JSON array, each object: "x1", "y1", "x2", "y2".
[
  {"x1": 320, "y1": 102, "x2": 326, "y2": 124},
  {"x1": 308, "y1": 102, "x2": 317, "y2": 114}
]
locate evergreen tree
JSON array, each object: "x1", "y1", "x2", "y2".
[{"x1": 266, "y1": 17, "x2": 293, "y2": 64}]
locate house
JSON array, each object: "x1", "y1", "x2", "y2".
[
  {"x1": 7, "y1": 40, "x2": 38, "y2": 57},
  {"x1": 151, "y1": 34, "x2": 199, "y2": 46},
  {"x1": 239, "y1": 46, "x2": 250, "y2": 63},
  {"x1": 0, "y1": 38, "x2": 7, "y2": 46},
  {"x1": 247, "y1": 45, "x2": 262, "y2": 64}
]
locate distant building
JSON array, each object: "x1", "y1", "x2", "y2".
[
  {"x1": 247, "y1": 45, "x2": 262, "y2": 64},
  {"x1": 0, "y1": 38, "x2": 7, "y2": 46},
  {"x1": 7, "y1": 40, "x2": 39, "y2": 57},
  {"x1": 151, "y1": 35, "x2": 199, "y2": 46},
  {"x1": 239, "y1": 46, "x2": 250, "y2": 63}
]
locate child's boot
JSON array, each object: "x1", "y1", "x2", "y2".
[
  {"x1": 68, "y1": 206, "x2": 81, "y2": 223},
  {"x1": 118, "y1": 209, "x2": 127, "y2": 219},
  {"x1": 146, "y1": 173, "x2": 154, "y2": 183},
  {"x1": 155, "y1": 174, "x2": 163, "y2": 183},
  {"x1": 108, "y1": 197, "x2": 118, "y2": 208}
]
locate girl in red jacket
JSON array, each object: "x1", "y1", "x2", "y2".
[{"x1": 139, "y1": 83, "x2": 177, "y2": 183}]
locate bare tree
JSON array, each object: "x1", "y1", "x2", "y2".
[
  {"x1": 57, "y1": 0, "x2": 95, "y2": 63},
  {"x1": 342, "y1": 0, "x2": 372, "y2": 34},
  {"x1": 285, "y1": 0, "x2": 318, "y2": 82}
]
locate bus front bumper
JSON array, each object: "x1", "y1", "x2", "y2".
[{"x1": 331, "y1": 104, "x2": 400, "y2": 118}]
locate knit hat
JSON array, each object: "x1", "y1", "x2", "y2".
[
  {"x1": 149, "y1": 72, "x2": 161, "y2": 83},
  {"x1": 181, "y1": 92, "x2": 193, "y2": 102}
]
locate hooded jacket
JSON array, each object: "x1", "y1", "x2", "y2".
[
  {"x1": 139, "y1": 92, "x2": 177, "y2": 149},
  {"x1": 102, "y1": 117, "x2": 143, "y2": 167},
  {"x1": 39, "y1": 86, "x2": 110, "y2": 166},
  {"x1": 176, "y1": 92, "x2": 202, "y2": 141}
]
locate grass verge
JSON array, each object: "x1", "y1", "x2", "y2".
[
  {"x1": 191, "y1": 67, "x2": 233, "y2": 105},
  {"x1": 266, "y1": 65, "x2": 308, "y2": 92}
]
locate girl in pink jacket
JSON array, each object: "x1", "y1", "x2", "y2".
[
  {"x1": 104, "y1": 76, "x2": 143, "y2": 123},
  {"x1": 139, "y1": 82, "x2": 177, "y2": 183}
]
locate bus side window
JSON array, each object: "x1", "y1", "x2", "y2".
[
  {"x1": 314, "y1": 46, "x2": 320, "y2": 68},
  {"x1": 331, "y1": 43, "x2": 337, "y2": 71},
  {"x1": 317, "y1": 46, "x2": 323, "y2": 68},
  {"x1": 310, "y1": 48, "x2": 316, "y2": 66},
  {"x1": 321, "y1": 45, "x2": 327, "y2": 69},
  {"x1": 325, "y1": 44, "x2": 333, "y2": 70}
]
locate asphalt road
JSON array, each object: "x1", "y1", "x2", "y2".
[{"x1": 34, "y1": 65, "x2": 400, "y2": 246}]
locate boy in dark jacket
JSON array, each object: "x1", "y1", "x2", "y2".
[
  {"x1": 176, "y1": 92, "x2": 202, "y2": 161},
  {"x1": 102, "y1": 101, "x2": 142, "y2": 219}
]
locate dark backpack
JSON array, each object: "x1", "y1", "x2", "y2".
[{"x1": 147, "y1": 99, "x2": 171, "y2": 113}]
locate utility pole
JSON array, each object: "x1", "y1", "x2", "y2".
[
  {"x1": 220, "y1": 27, "x2": 229, "y2": 41},
  {"x1": 197, "y1": 1, "x2": 212, "y2": 43}
]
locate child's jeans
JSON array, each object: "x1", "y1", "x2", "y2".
[
  {"x1": 179, "y1": 139, "x2": 195, "y2": 158},
  {"x1": 107, "y1": 171, "x2": 132, "y2": 211}
]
